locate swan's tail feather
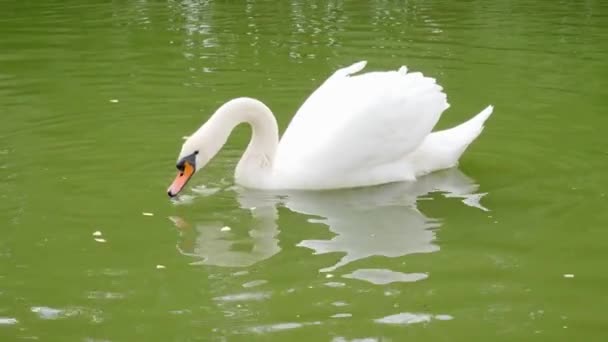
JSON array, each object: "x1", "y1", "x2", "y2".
[
  {"x1": 467, "y1": 105, "x2": 494, "y2": 130},
  {"x1": 450, "y1": 105, "x2": 494, "y2": 140},
  {"x1": 408, "y1": 105, "x2": 494, "y2": 177}
]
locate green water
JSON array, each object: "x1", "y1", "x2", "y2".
[{"x1": 1, "y1": 0, "x2": 608, "y2": 340}]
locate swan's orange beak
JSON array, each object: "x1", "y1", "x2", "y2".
[{"x1": 167, "y1": 161, "x2": 195, "y2": 197}]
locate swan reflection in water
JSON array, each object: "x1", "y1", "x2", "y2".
[{"x1": 169, "y1": 168, "x2": 487, "y2": 273}]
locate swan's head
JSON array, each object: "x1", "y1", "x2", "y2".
[{"x1": 167, "y1": 133, "x2": 211, "y2": 197}]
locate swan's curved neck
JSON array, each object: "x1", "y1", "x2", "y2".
[{"x1": 201, "y1": 97, "x2": 279, "y2": 188}]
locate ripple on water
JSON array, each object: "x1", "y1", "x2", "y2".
[
  {"x1": 324, "y1": 281, "x2": 346, "y2": 288},
  {"x1": 342, "y1": 269, "x2": 428, "y2": 285},
  {"x1": 213, "y1": 292, "x2": 271, "y2": 302},
  {"x1": 374, "y1": 312, "x2": 453, "y2": 325},
  {"x1": 332, "y1": 338, "x2": 379, "y2": 342},
  {"x1": 247, "y1": 321, "x2": 321, "y2": 334},
  {"x1": 86, "y1": 268, "x2": 129, "y2": 277},
  {"x1": 191, "y1": 184, "x2": 222, "y2": 196},
  {"x1": 169, "y1": 309, "x2": 192, "y2": 315},
  {"x1": 249, "y1": 322, "x2": 303, "y2": 333},
  {"x1": 330, "y1": 313, "x2": 352, "y2": 319},
  {"x1": 31, "y1": 306, "x2": 104, "y2": 323},
  {"x1": 242, "y1": 280, "x2": 268, "y2": 288},
  {"x1": 86, "y1": 291, "x2": 126, "y2": 300}
]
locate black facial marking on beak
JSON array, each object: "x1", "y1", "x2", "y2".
[
  {"x1": 176, "y1": 152, "x2": 197, "y2": 171},
  {"x1": 168, "y1": 151, "x2": 199, "y2": 198}
]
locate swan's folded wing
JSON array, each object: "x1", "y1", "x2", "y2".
[{"x1": 275, "y1": 62, "x2": 449, "y2": 187}]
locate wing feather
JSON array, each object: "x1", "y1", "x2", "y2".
[{"x1": 275, "y1": 61, "x2": 449, "y2": 186}]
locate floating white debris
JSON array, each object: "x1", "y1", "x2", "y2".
[
  {"x1": 220, "y1": 226, "x2": 231, "y2": 232},
  {"x1": 0, "y1": 317, "x2": 18, "y2": 325},
  {"x1": 156, "y1": 265, "x2": 166, "y2": 269},
  {"x1": 109, "y1": 99, "x2": 119, "y2": 103},
  {"x1": 563, "y1": 274, "x2": 575, "y2": 278},
  {"x1": 325, "y1": 274, "x2": 334, "y2": 278},
  {"x1": 94, "y1": 238, "x2": 106, "y2": 243},
  {"x1": 92, "y1": 231, "x2": 102, "y2": 237},
  {"x1": 142, "y1": 212, "x2": 154, "y2": 216},
  {"x1": 182, "y1": 136, "x2": 190, "y2": 140},
  {"x1": 31, "y1": 306, "x2": 63, "y2": 320}
]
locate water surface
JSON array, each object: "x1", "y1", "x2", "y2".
[{"x1": 1, "y1": 0, "x2": 608, "y2": 341}]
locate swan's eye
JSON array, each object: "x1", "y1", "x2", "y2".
[
  {"x1": 176, "y1": 160, "x2": 185, "y2": 171},
  {"x1": 194, "y1": 150, "x2": 199, "y2": 155}
]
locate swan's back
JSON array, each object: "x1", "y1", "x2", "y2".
[{"x1": 273, "y1": 61, "x2": 452, "y2": 189}]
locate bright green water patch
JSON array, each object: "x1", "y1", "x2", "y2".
[{"x1": 1, "y1": 0, "x2": 607, "y2": 341}]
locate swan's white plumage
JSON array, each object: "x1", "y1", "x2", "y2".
[
  {"x1": 173, "y1": 61, "x2": 493, "y2": 191},
  {"x1": 274, "y1": 61, "x2": 451, "y2": 189}
]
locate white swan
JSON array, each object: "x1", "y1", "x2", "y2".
[{"x1": 167, "y1": 61, "x2": 493, "y2": 196}]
